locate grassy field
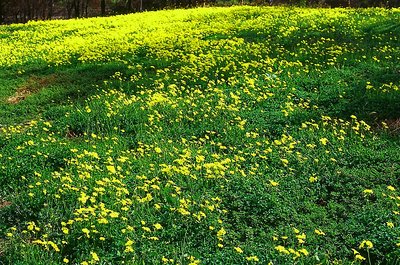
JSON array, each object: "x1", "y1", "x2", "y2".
[{"x1": 0, "y1": 6, "x2": 400, "y2": 264}]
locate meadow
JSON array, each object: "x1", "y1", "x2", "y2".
[{"x1": 0, "y1": 6, "x2": 400, "y2": 264}]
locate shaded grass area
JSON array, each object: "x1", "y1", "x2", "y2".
[{"x1": 0, "y1": 63, "x2": 132, "y2": 125}]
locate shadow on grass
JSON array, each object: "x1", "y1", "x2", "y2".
[{"x1": 0, "y1": 58, "x2": 152, "y2": 125}]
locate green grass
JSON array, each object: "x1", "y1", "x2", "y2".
[{"x1": 0, "y1": 6, "x2": 400, "y2": 265}]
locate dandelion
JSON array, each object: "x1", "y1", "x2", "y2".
[
  {"x1": 275, "y1": 245, "x2": 290, "y2": 254},
  {"x1": 109, "y1": 212, "x2": 119, "y2": 218},
  {"x1": 269, "y1": 180, "x2": 279, "y2": 187},
  {"x1": 319, "y1": 138, "x2": 329, "y2": 145},
  {"x1": 363, "y1": 189, "x2": 373, "y2": 194},
  {"x1": 153, "y1": 223, "x2": 163, "y2": 230},
  {"x1": 298, "y1": 248, "x2": 309, "y2": 256},
  {"x1": 246, "y1": 256, "x2": 259, "y2": 262},
  {"x1": 234, "y1": 246, "x2": 243, "y2": 253},
  {"x1": 387, "y1": 222, "x2": 394, "y2": 228},
  {"x1": 155, "y1": 147, "x2": 162, "y2": 153},
  {"x1": 217, "y1": 228, "x2": 226, "y2": 237},
  {"x1": 314, "y1": 229, "x2": 325, "y2": 236},
  {"x1": 359, "y1": 240, "x2": 373, "y2": 249},
  {"x1": 355, "y1": 254, "x2": 366, "y2": 261},
  {"x1": 82, "y1": 228, "x2": 90, "y2": 238},
  {"x1": 90, "y1": 252, "x2": 100, "y2": 262},
  {"x1": 309, "y1": 176, "x2": 318, "y2": 183},
  {"x1": 106, "y1": 165, "x2": 116, "y2": 174}
]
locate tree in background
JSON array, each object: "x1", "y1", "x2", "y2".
[{"x1": 0, "y1": 0, "x2": 398, "y2": 24}]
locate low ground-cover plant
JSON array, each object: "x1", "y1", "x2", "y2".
[{"x1": 0, "y1": 6, "x2": 399, "y2": 264}]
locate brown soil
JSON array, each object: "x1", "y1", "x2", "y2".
[
  {"x1": 0, "y1": 200, "x2": 11, "y2": 209},
  {"x1": 7, "y1": 74, "x2": 59, "y2": 104},
  {"x1": 385, "y1": 118, "x2": 400, "y2": 133}
]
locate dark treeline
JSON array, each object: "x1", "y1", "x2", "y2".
[{"x1": 1, "y1": 0, "x2": 399, "y2": 24}]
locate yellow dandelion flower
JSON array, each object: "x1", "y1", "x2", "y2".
[
  {"x1": 275, "y1": 245, "x2": 290, "y2": 254},
  {"x1": 217, "y1": 227, "x2": 226, "y2": 237},
  {"x1": 90, "y1": 251, "x2": 100, "y2": 262},
  {"x1": 319, "y1": 138, "x2": 329, "y2": 145},
  {"x1": 309, "y1": 176, "x2": 318, "y2": 183},
  {"x1": 246, "y1": 256, "x2": 259, "y2": 262},
  {"x1": 109, "y1": 212, "x2": 119, "y2": 218},
  {"x1": 298, "y1": 248, "x2": 309, "y2": 256},
  {"x1": 314, "y1": 229, "x2": 325, "y2": 236},
  {"x1": 82, "y1": 228, "x2": 90, "y2": 238},
  {"x1": 355, "y1": 254, "x2": 366, "y2": 261},
  {"x1": 62, "y1": 227, "x2": 69, "y2": 234},
  {"x1": 269, "y1": 180, "x2": 279, "y2": 187},
  {"x1": 359, "y1": 240, "x2": 373, "y2": 249},
  {"x1": 234, "y1": 246, "x2": 243, "y2": 253},
  {"x1": 155, "y1": 147, "x2": 162, "y2": 153},
  {"x1": 153, "y1": 223, "x2": 163, "y2": 230},
  {"x1": 106, "y1": 165, "x2": 116, "y2": 174},
  {"x1": 363, "y1": 189, "x2": 373, "y2": 194},
  {"x1": 387, "y1": 222, "x2": 394, "y2": 228}
]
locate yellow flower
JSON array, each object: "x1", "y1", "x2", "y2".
[
  {"x1": 314, "y1": 229, "x2": 325, "y2": 236},
  {"x1": 48, "y1": 241, "x2": 60, "y2": 252},
  {"x1": 234, "y1": 246, "x2": 243, "y2": 253},
  {"x1": 142, "y1": 226, "x2": 151, "y2": 232},
  {"x1": 363, "y1": 189, "x2": 373, "y2": 194},
  {"x1": 106, "y1": 165, "x2": 116, "y2": 174},
  {"x1": 82, "y1": 228, "x2": 90, "y2": 238},
  {"x1": 355, "y1": 254, "x2": 366, "y2": 261},
  {"x1": 153, "y1": 223, "x2": 163, "y2": 230},
  {"x1": 298, "y1": 248, "x2": 309, "y2": 256},
  {"x1": 275, "y1": 245, "x2": 290, "y2": 254},
  {"x1": 309, "y1": 176, "x2": 318, "y2": 183},
  {"x1": 90, "y1": 251, "x2": 100, "y2": 262},
  {"x1": 269, "y1": 180, "x2": 279, "y2": 187},
  {"x1": 155, "y1": 147, "x2": 162, "y2": 153},
  {"x1": 359, "y1": 240, "x2": 373, "y2": 249},
  {"x1": 109, "y1": 212, "x2": 119, "y2": 218},
  {"x1": 280, "y1": 158, "x2": 289, "y2": 166},
  {"x1": 387, "y1": 222, "x2": 394, "y2": 228},
  {"x1": 217, "y1": 227, "x2": 226, "y2": 237},
  {"x1": 246, "y1": 256, "x2": 259, "y2": 262},
  {"x1": 63, "y1": 258, "x2": 69, "y2": 263},
  {"x1": 62, "y1": 227, "x2": 69, "y2": 234},
  {"x1": 319, "y1": 138, "x2": 328, "y2": 145},
  {"x1": 387, "y1": 185, "x2": 396, "y2": 191}
]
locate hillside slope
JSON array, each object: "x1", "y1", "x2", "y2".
[{"x1": 0, "y1": 6, "x2": 400, "y2": 264}]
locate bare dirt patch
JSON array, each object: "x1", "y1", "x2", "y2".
[
  {"x1": 0, "y1": 200, "x2": 12, "y2": 209},
  {"x1": 7, "y1": 74, "x2": 59, "y2": 104},
  {"x1": 375, "y1": 118, "x2": 400, "y2": 134},
  {"x1": 384, "y1": 118, "x2": 400, "y2": 133}
]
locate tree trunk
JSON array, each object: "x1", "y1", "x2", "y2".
[
  {"x1": 101, "y1": 0, "x2": 105, "y2": 15},
  {"x1": 126, "y1": 0, "x2": 132, "y2": 11},
  {"x1": 0, "y1": 0, "x2": 3, "y2": 23},
  {"x1": 47, "y1": 0, "x2": 53, "y2": 19}
]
